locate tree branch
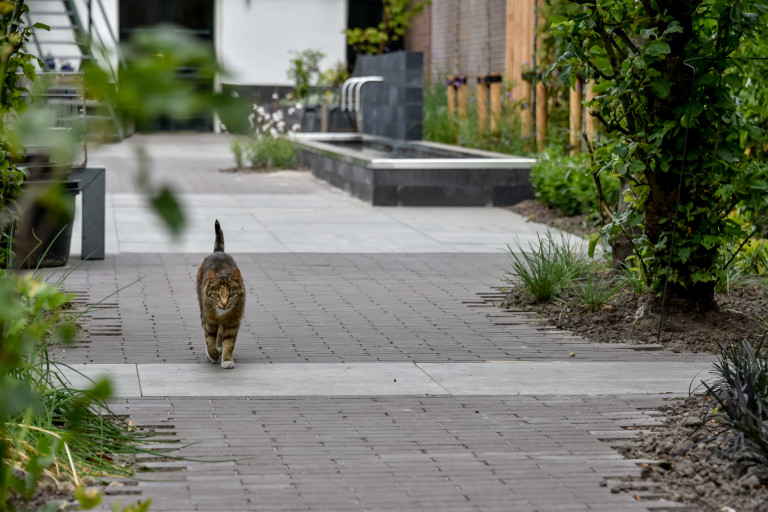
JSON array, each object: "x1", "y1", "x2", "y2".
[
  {"x1": 613, "y1": 28, "x2": 640, "y2": 54},
  {"x1": 583, "y1": 132, "x2": 614, "y2": 225},
  {"x1": 6, "y1": 0, "x2": 25, "y2": 37},
  {"x1": 592, "y1": 110, "x2": 631, "y2": 136}
]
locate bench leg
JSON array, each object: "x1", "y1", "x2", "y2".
[{"x1": 73, "y1": 167, "x2": 106, "y2": 260}]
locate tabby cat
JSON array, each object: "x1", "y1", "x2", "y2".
[{"x1": 196, "y1": 220, "x2": 245, "y2": 369}]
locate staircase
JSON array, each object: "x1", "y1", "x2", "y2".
[{"x1": 24, "y1": 0, "x2": 126, "y2": 141}]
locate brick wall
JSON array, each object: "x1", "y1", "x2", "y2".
[
  {"x1": 405, "y1": 3, "x2": 432, "y2": 76},
  {"x1": 406, "y1": 0, "x2": 506, "y2": 85}
]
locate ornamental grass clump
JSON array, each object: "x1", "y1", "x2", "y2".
[
  {"x1": 506, "y1": 231, "x2": 589, "y2": 302},
  {"x1": 702, "y1": 340, "x2": 768, "y2": 462},
  {"x1": 566, "y1": 273, "x2": 623, "y2": 312}
]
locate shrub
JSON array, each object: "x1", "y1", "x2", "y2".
[
  {"x1": 422, "y1": 82, "x2": 458, "y2": 145},
  {"x1": 549, "y1": 2, "x2": 768, "y2": 309},
  {"x1": 506, "y1": 231, "x2": 589, "y2": 302},
  {"x1": 0, "y1": 272, "x2": 163, "y2": 509},
  {"x1": 246, "y1": 135, "x2": 296, "y2": 169},
  {"x1": 231, "y1": 138, "x2": 246, "y2": 169},
  {"x1": 286, "y1": 49, "x2": 324, "y2": 100},
  {"x1": 702, "y1": 340, "x2": 768, "y2": 461},
  {"x1": 531, "y1": 149, "x2": 620, "y2": 218}
]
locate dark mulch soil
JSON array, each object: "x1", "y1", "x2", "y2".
[
  {"x1": 617, "y1": 395, "x2": 768, "y2": 511},
  {"x1": 508, "y1": 199, "x2": 599, "y2": 238},
  {"x1": 504, "y1": 198, "x2": 768, "y2": 510},
  {"x1": 503, "y1": 284, "x2": 768, "y2": 355},
  {"x1": 7, "y1": 476, "x2": 77, "y2": 510}
]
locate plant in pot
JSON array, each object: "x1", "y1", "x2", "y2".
[{"x1": 1, "y1": 1, "x2": 81, "y2": 269}]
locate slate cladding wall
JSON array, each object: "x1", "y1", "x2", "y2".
[
  {"x1": 355, "y1": 52, "x2": 424, "y2": 141},
  {"x1": 299, "y1": 149, "x2": 533, "y2": 207}
]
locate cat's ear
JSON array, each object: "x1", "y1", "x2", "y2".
[
  {"x1": 231, "y1": 269, "x2": 243, "y2": 284},
  {"x1": 206, "y1": 269, "x2": 216, "y2": 283}
]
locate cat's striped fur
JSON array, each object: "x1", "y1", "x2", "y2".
[{"x1": 196, "y1": 220, "x2": 245, "y2": 369}]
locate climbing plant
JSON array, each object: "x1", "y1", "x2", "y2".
[
  {"x1": 346, "y1": 0, "x2": 429, "y2": 55},
  {"x1": 0, "y1": 0, "x2": 45, "y2": 267},
  {"x1": 547, "y1": 0, "x2": 768, "y2": 311}
]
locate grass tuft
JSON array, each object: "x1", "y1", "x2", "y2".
[
  {"x1": 567, "y1": 273, "x2": 623, "y2": 311},
  {"x1": 506, "y1": 231, "x2": 589, "y2": 302}
]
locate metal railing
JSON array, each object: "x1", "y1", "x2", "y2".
[{"x1": 25, "y1": 0, "x2": 125, "y2": 140}]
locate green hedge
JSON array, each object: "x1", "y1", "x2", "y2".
[{"x1": 531, "y1": 150, "x2": 620, "y2": 217}]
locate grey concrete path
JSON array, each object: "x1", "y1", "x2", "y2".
[
  {"x1": 70, "y1": 134, "x2": 557, "y2": 254},
  {"x1": 54, "y1": 134, "x2": 710, "y2": 511},
  {"x1": 63, "y1": 361, "x2": 711, "y2": 397}
]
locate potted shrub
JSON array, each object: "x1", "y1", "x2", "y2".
[{"x1": 1, "y1": 5, "x2": 80, "y2": 268}]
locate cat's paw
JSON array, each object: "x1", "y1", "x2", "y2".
[
  {"x1": 221, "y1": 360, "x2": 235, "y2": 369},
  {"x1": 206, "y1": 350, "x2": 220, "y2": 363}
]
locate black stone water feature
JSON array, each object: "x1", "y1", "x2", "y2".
[{"x1": 293, "y1": 52, "x2": 535, "y2": 206}]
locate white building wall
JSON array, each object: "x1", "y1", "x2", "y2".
[
  {"x1": 218, "y1": 0, "x2": 348, "y2": 86},
  {"x1": 27, "y1": 0, "x2": 347, "y2": 87}
]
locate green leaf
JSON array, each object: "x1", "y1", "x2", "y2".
[
  {"x1": 676, "y1": 247, "x2": 692, "y2": 264},
  {"x1": 150, "y1": 187, "x2": 186, "y2": 237},
  {"x1": 549, "y1": 15, "x2": 568, "y2": 25},
  {"x1": 645, "y1": 41, "x2": 671, "y2": 56},
  {"x1": 663, "y1": 21, "x2": 684, "y2": 34},
  {"x1": 591, "y1": 80, "x2": 614, "y2": 94},
  {"x1": 649, "y1": 79, "x2": 671, "y2": 98},
  {"x1": 32, "y1": 22, "x2": 51, "y2": 31},
  {"x1": 723, "y1": 73, "x2": 742, "y2": 91},
  {"x1": 612, "y1": 144, "x2": 629, "y2": 158},
  {"x1": 588, "y1": 233, "x2": 599, "y2": 258}
]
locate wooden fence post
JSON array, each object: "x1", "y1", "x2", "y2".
[
  {"x1": 477, "y1": 76, "x2": 488, "y2": 133},
  {"x1": 456, "y1": 77, "x2": 468, "y2": 120},
  {"x1": 489, "y1": 74, "x2": 502, "y2": 132},
  {"x1": 569, "y1": 78, "x2": 583, "y2": 155},
  {"x1": 446, "y1": 76, "x2": 456, "y2": 121}
]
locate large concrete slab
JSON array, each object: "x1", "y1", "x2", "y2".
[
  {"x1": 68, "y1": 134, "x2": 558, "y2": 256},
  {"x1": 64, "y1": 362, "x2": 714, "y2": 397},
  {"x1": 70, "y1": 189, "x2": 554, "y2": 255},
  {"x1": 419, "y1": 361, "x2": 713, "y2": 395},
  {"x1": 56, "y1": 363, "x2": 141, "y2": 397},
  {"x1": 137, "y1": 363, "x2": 447, "y2": 396}
]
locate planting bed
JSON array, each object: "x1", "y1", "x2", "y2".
[{"x1": 507, "y1": 199, "x2": 768, "y2": 511}]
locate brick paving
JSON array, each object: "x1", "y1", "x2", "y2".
[
  {"x1": 101, "y1": 395, "x2": 668, "y2": 512},
  {"x1": 55, "y1": 253, "x2": 710, "y2": 365},
  {"x1": 58, "y1": 251, "x2": 704, "y2": 512},
  {"x1": 60, "y1": 134, "x2": 706, "y2": 511}
]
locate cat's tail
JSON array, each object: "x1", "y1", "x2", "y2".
[{"x1": 214, "y1": 220, "x2": 225, "y2": 252}]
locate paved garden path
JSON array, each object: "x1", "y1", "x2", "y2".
[{"x1": 56, "y1": 134, "x2": 712, "y2": 511}]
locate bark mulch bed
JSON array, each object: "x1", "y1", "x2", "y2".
[
  {"x1": 616, "y1": 395, "x2": 768, "y2": 512},
  {"x1": 506, "y1": 199, "x2": 768, "y2": 511}
]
